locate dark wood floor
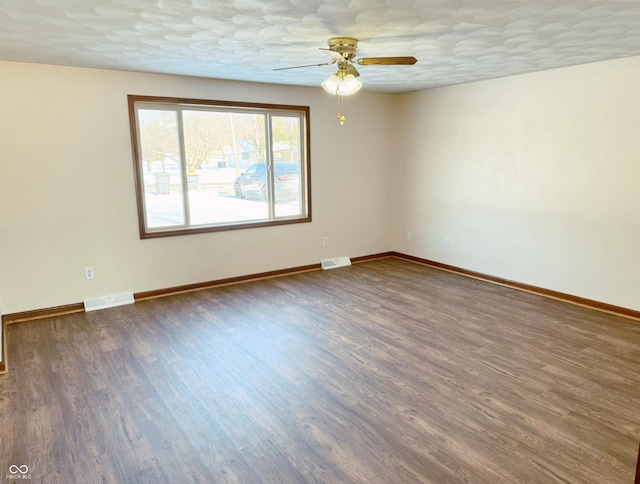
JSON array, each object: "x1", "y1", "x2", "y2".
[{"x1": 1, "y1": 258, "x2": 639, "y2": 483}]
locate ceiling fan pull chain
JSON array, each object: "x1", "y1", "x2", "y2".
[{"x1": 337, "y1": 95, "x2": 346, "y2": 125}]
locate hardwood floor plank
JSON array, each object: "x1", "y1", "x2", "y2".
[{"x1": 1, "y1": 258, "x2": 639, "y2": 482}]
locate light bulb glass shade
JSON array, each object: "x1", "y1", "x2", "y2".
[
  {"x1": 321, "y1": 74, "x2": 341, "y2": 94},
  {"x1": 321, "y1": 73, "x2": 362, "y2": 96},
  {"x1": 337, "y1": 74, "x2": 362, "y2": 96}
]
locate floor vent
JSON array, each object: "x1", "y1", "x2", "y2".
[
  {"x1": 84, "y1": 292, "x2": 135, "y2": 312},
  {"x1": 321, "y1": 256, "x2": 351, "y2": 270}
]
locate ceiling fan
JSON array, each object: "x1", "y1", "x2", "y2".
[{"x1": 275, "y1": 37, "x2": 417, "y2": 96}]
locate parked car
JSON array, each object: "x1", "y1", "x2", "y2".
[{"x1": 233, "y1": 162, "x2": 300, "y2": 201}]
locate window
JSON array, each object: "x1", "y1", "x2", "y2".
[{"x1": 128, "y1": 95, "x2": 311, "y2": 238}]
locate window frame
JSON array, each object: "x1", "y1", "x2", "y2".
[{"x1": 127, "y1": 95, "x2": 311, "y2": 239}]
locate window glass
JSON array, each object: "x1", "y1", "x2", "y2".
[
  {"x1": 137, "y1": 109, "x2": 185, "y2": 228},
  {"x1": 272, "y1": 115, "x2": 303, "y2": 218}
]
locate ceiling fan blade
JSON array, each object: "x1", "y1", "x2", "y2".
[
  {"x1": 273, "y1": 62, "x2": 333, "y2": 71},
  {"x1": 320, "y1": 48, "x2": 345, "y2": 62},
  {"x1": 345, "y1": 64, "x2": 360, "y2": 78},
  {"x1": 356, "y1": 56, "x2": 417, "y2": 66}
]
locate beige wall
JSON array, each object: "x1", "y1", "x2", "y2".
[
  {"x1": 392, "y1": 56, "x2": 640, "y2": 311},
  {"x1": 0, "y1": 61, "x2": 395, "y2": 313},
  {"x1": 3, "y1": 55, "x2": 639, "y2": 315}
]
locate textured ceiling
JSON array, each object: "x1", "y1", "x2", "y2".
[{"x1": 1, "y1": 0, "x2": 640, "y2": 93}]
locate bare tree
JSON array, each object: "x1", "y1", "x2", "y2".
[
  {"x1": 183, "y1": 111, "x2": 232, "y2": 173},
  {"x1": 138, "y1": 109, "x2": 232, "y2": 173},
  {"x1": 138, "y1": 110, "x2": 179, "y2": 172},
  {"x1": 138, "y1": 109, "x2": 300, "y2": 176},
  {"x1": 234, "y1": 114, "x2": 266, "y2": 164},
  {"x1": 273, "y1": 116, "x2": 301, "y2": 162}
]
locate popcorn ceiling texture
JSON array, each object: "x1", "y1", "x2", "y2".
[{"x1": 1, "y1": 0, "x2": 640, "y2": 92}]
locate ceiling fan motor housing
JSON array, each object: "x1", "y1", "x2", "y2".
[{"x1": 328, "y1": 37, "x2": 358, "y2": 60}]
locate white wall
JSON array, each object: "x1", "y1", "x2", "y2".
[
  {"x1": 392, "y1": 56, "x2": 640, "y2": 311},
  {"x1": 0, "y1": 61, "x2": 395, "y2": 314}
]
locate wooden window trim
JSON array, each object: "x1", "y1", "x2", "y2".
[{"x1": 127, "y1": 95, "x2": 312, "y2": 239}]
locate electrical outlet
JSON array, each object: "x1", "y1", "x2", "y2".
[
  {"x1": 84, "y1": 266, "x2": 95, "y2": 280},
  {"x1": 444, "y1": 238, "x2": 449, "y2": 248},
  {"x1": 322, "y1": 236, "x2": 329, "y2": 247},
  {"x1": 407, "y1": 231, "x2": 412, "y2": 241}
]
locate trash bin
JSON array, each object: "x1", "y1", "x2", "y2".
[
  {"x1": 187, "y1": 174, "x2": 199, "y2": 191},
  {"x1": 154, "y1": 172, "x2": 170, "y2": 195}
]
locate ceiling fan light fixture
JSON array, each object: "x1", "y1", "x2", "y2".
[
  {"x1": 321, "y1": 73, "x2": 341, "y2": 94},
  {"x1": 321, "y1": 72, "x2": 362, "y2": 96},
  {"x1": 337, "y1": 74, "x2": 362, "y2": 95}
]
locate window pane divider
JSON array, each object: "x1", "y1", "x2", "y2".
[{"x1": 176, "y1": 109, "x2": 191, "y2": 227}]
